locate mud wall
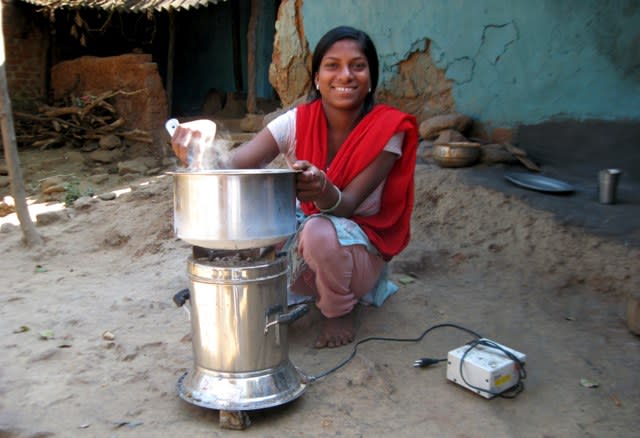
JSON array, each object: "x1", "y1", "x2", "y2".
[
  {"x1": 300, "y1": 0, "x2": 640, "y2": 128},
  {"x1": 50, "y1": 54, "x2": 168, "y2": 147},
  {"x1": 2, "y1": 0, "x2": 49, "y2": 111}
]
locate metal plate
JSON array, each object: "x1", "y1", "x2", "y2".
[{"x1": 504, "y1": 172, "x2": 575, "y2": 193}]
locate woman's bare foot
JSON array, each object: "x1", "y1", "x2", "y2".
[{"x1": 314, "y1": 308, "x2": 359, "y2": 348}]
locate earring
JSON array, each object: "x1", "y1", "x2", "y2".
[
  {"x1": 368, "y1": 87, "x2": 372, "y2": 93},
  {"x1": 316, "y1": 83, "x2": 320, "y2": 90}
]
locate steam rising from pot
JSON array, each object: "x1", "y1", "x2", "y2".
[
  {"x1": 190, "y1": 135, "x2": 233, "y2": 170},
  {"x1": 166, "y1": 118, "x2": 233, "y2": 170}
]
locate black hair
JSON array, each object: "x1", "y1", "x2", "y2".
[{"x1": 308, "y1": 26, "x2": 379, "y2": 114}]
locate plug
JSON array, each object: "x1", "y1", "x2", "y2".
[{"x1": 413, "y1": 358, "x2": 444, "y2": 368}]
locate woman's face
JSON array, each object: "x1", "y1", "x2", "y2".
[{"x1": 315, "y1": 39, "x2": 371, "y2": 112}]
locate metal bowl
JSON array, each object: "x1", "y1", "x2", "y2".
[{"x1": 432, "y1": 142, "x2": 481, "y2": 168}]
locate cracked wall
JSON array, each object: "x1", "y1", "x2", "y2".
[
  {"x1": 300, "y1": 0, "x2": 640, "y2": 128},
  {"x1": 269, "y1": 0, "x2": 312, "y2": 107},
  {"x1": 444, "y1": 22, "x2": 518, "y2": 86},
  {"x1": 375, "y1": 40, "x2": 455, "y2": 123}
]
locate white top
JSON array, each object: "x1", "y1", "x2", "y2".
[{"x1": 267, "y1": 108, "x2": 404, "y2": 216}]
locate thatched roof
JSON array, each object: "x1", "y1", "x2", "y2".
[{"x1": 19, "y1": 0, "x2": 226, "y2": 12}]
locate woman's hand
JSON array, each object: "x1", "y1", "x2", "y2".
[
  {"x1": 291, "y1": 160, "x2": 328, "y2": 202},
  {"x1": 292, "y1": 151, "x2": 398, "y2": 217},
  {"x1": 170, "y1": 119, "x2": 217, "y2": 167}
]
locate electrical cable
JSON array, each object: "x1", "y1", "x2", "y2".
[
  {"x1": 302, "y1": 322, "x2": 526, "y2": 399},
  {"x1": 302, "y1": 322, "x2": 482, "y2": 383}
]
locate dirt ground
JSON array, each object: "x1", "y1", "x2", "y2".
[{"x1": 1, "y1": 146, "x2": 639, "y2": 438}]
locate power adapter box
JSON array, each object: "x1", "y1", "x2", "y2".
[{"x1": 446, "y1": 338, "x2": 526, "y2": 399}]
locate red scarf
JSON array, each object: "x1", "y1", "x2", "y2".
[{"x1": 296, "y1": 100, "x2": 418, "y2": 260}]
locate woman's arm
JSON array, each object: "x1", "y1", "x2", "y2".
[
  {"x1": 171, "y1": 119, "x2": 281, "y2": 169},
  {"x1": 228, "y1": 128, "x2": 281, "y2": 169},
  {"x1": 171, "y1": 117, "x2": 398, "y2": 217},
  {"x1": 294, "y1": 150, "x2": 397, "y2": 218}
]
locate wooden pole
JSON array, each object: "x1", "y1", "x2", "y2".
[
  {"x1": 0, "y1": 2, "x2": 43, "y2": 246},
  {"x1": 166, "y1": 8, "x2": 175, "y2": 115},
  {"x1": 246, "y1": 0, "x2": 260, "y2": 114},
  {"x1": 231, "y1": 0, "x2": 243, "y2": 92}
]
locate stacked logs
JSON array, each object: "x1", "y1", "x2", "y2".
[{"x1": 13, "y1": 90, "x2": 152, "y2": 150}]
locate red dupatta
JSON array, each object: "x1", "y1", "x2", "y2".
[{"x1": 296, "y1": 100, "x2": 418, "y2": 260}]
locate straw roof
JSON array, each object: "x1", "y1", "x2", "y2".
[{"x1": 18, "y1": 0, "x2": 226, "y2": 12}]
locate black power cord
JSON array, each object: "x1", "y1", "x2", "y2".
[
  {"x1": 302, "y1": 322, "x2": 526, "y2": 399},
  {"x1": 303, "y1": 323, "x2": 481, "y2": 382}
]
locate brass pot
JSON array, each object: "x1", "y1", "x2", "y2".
[{"x1": 432, "y1": 142, "x2": 481, "y2": 168}]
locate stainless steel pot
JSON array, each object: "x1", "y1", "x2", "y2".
[{"x1": 170, "y1": 169, "x2": 297, "y2": 250}]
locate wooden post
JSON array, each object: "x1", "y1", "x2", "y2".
[
  {"x1": 231, "y1": 0, "x2": 243, "y2": 92},
  {"x1": 166, "y1": 8, "x2": 175, "y2": 115},
  {"x1": 0, "y1": 2, "x2": 43, "y2": 247},
  {"x1": 246, "y1": 0, "x2": 260, "y2": 115}
]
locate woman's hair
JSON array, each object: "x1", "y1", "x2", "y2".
[{"x1": 308, "y1": 26, "x2": 379, "y2": 114}]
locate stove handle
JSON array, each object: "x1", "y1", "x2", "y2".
[
  {"x1": 173, "y1": 288, "x2": 190, "y2": 307},
  {"x1": 277, "y1": 304, "x2": 310, "y2": 325},
  {"x1": 264, "y1": 304, "x2": 310, "y2": 334}
]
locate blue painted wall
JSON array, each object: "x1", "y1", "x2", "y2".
[{"x1": 301, "y1": 0, "x2": 640, "y2": 127}]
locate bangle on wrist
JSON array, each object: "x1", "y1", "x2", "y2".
[
  {"x1": 315, "y1": 186, "x2": 342, "y2": 213},
  {"x1": 320, "y1": 171, "x2": 328, "y2": 193}
]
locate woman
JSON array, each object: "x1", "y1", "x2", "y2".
[{"x1": 171, "y1": 26, "x2": 418, "y2": 348}]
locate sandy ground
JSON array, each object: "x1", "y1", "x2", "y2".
[{"x1": 1, "y1": 148, "x2": 639, "y2": 437}]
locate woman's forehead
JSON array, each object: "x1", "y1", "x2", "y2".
[{"x1": 323, "y1": 39, "x2": 366, "y2": 59}]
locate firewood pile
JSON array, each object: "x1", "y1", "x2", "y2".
[{"x1": 13, "y1": 89, "x2": 152, "y2": 150}]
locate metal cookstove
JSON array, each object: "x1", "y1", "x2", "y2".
[{"x1": 170, "y1": 170, "x2": 307, "y2": 425}]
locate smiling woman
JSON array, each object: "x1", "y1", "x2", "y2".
[
  {"x1": 170, "y1": 26, "x2": 419, "y2": 349},
  {"x1": 310, "y1": 26, "x2": 379, "y2": 118},
  {"x1": 314, "y1": 39, "x2": 372, "y2": 113}
]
